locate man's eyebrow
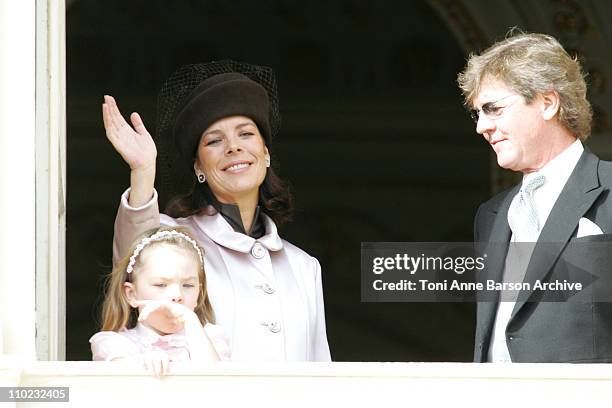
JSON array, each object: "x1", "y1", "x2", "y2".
[
  {"x1": 236, "y1": 122, "x2": 256, "y2": 129},
  {"x1": 471, "y1": 100, "x2": 496, "y2": 111}
]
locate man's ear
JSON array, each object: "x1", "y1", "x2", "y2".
[
  {"x1": 542, "y1": 90, "x2": 561, "y2": 121},
  {"x1": 124, "y1": 282, "x2": 138, "y2": 308}
]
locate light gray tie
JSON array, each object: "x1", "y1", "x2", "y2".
[
  {"x1": 502, "y1": 173, "x2": 546, "y2": 302},
  {"x1": 508, "y1": 174, "x2": 546, "y2": 242}
]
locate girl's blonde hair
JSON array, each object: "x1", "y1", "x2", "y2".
[{"x1": 100, "y1": 226, "x2": 215, "y2": 331}]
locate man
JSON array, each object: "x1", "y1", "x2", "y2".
[{"x1": 458, "y1": 32, "x2": 612, "y2": 363}]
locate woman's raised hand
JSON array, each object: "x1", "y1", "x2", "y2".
[
  {"x1": 102, "y1": 95, "x2": 156, "y2": 171},
  {"x1": 102, "y1": 95, "x2": 156, "y2": 206}
]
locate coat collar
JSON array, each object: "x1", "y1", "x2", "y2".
[
  {"x1": 193, "y1": 206, "x2": 283, "y2": 253},
  {"x1": 482, "y1": 183, "x2": 518, "y2": 289}
]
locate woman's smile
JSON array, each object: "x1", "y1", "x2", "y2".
[{"x1": 223, "y1": 160, "x2": 252, "y2": 173}]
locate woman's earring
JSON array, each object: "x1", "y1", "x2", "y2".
[
  {"x1": 265, "y1": 157, "x2": 270, "y2": 168},
  {"x1": 197, "y1": 173, "x2": 206, "y2": 183}
]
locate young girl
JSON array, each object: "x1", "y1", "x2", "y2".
[{"x1": 90, "y1": 226, "x2": 230, "y2": 375}]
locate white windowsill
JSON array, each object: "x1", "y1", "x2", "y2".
[{"x1": 2, "y1": 360, "x2": 612, "y2": 406}]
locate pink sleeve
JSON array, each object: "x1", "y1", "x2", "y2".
[
  {"x1": 89, "y1": 331, "x2": 141, "y2": 361},
  {"x1": 112, "y1": 188, "x2": 162, "y2": 266},
  {"x1": 204, "y1": 324, "x2": 232, "y2": 362}
]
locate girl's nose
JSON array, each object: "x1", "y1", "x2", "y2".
[{"x1": 166, "y1": 284, "x2": 183, "y2": 303}]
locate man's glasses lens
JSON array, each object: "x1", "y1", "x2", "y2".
[{"x1": 468, "y1": 94, "x2": 519, "y2": 124}]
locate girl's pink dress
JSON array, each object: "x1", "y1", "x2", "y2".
[{"x1": 90, "y1": 322, "x2": 231, "y2": 362}]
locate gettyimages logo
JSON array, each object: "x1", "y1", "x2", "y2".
[{"x1": 371, "y1": 252, "x2": 486, "y2": 275}]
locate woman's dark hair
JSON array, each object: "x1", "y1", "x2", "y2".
[{"x1": 165, "y1": 164, "x2": 293, "y2": 226}]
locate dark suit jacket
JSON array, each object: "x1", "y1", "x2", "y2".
[{"x1": 473, "y1": 148, "x2": 612, "y2": 363}]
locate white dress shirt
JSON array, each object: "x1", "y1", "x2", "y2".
[{"x1": 488, "y1": 139, "x2": 584, "y2": 362}]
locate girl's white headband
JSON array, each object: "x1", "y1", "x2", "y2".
[{"x1": 126, "y1": 230, "x2": 203, "y2": 274}]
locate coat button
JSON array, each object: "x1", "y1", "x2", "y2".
[
  {"x1": 250, "y1": 242, "x2": 266, "y2": 259},
  {"x1": 256, "y1": 282, "x2": 275, "y2": 294},
  {"x1": 262, "y1": 321, "x2": 281, "y2": 333}
]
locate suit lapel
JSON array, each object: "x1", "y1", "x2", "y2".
[
  {"x1": 511, "y1": 149, "x2": 604, "y2": 320},
  {"x1": 478, "y1": 186, "x2": 517, "y2": 347}
]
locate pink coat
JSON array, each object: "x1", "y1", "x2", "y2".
[{"x1": 114, "y1": 189, "x2": 331, "y2": 362}]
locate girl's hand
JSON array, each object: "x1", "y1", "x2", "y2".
[
  {"x1": 142, "y1": 349, "x2": 170, "y2": 376},
  {"x1": 102, "y1": 95, "x2": 157, "y2": 172},
  {"x1": 135, "y1": 300, "x2": 220, "y2": 363},
  {"x1": 135, "y1": 300, "x2": 197, "y2": 335}
]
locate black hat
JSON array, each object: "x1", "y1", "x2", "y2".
[
  {"x1": 173, "y1": 72, "x2": 271, "y2": 162},
  {"x1": 155, "y1": 60, "x2": 281, "y2": 202}
]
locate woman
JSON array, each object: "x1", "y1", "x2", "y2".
[{"x1": 103, "y1": 61, "x2": 331, "y2": 362}]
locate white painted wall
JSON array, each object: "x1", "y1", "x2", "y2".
[
  {"x1": 0, "y1": 0, "x2": 65, "y2": 360},
  {"x1": 0, "y1": 0, "x2": 37, "y2": 359}
]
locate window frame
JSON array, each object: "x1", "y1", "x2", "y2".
[{"x1": 35, "y1": 0, "x2": 67, "y2": 361}]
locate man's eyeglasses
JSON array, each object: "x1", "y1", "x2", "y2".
[{"x1": 469, "y1": 94, "x2": 521, "y2": 124}]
